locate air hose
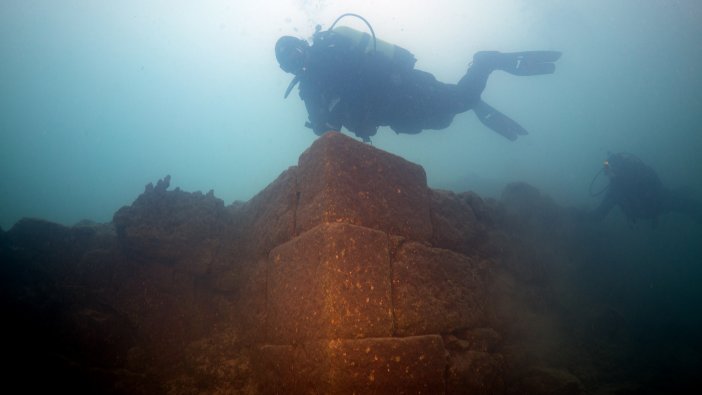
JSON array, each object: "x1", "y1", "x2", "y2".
[{"x1": 328, "y1": 13, "x2": 377, "y2": 52}]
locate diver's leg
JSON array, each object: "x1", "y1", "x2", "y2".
[
  {"x1": 456, "y1": 60, "x2": 492, "y2": 104},
  {"x1": 388, "y1": 69, "x2": 465, "y2": 132}
]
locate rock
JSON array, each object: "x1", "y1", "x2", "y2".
[
  {"x1": 113, "y1": 175, "x2": 229, "y2": 275},
  {"x1": 510, "y1": 367, "x2": 584, "y2": 395},
  {"x1": 236, "y1": 167, "x2": 298, "y2": 259},
  {"x1": 3, "y1": 134, "x2": 622, "y2": 394},
  {"x1": 430, "y1": 189, "x2": 489, "y2": 256},
  {"x1": 256, "y1": 335, "x2": 447, "y2": 394},
  {"x1": 447, "y1": 350, "x2": 506, "y2": 395},
  {"x1": 499, "y1": 181, "x2": 566, "y2": 236},
  {"x1": 266, "y1": 222, "x2": 394, "y2": 343},
  {"x1": 181, "y1": 328, "x2": 254, "y2": 393},
  {"x1": 447, "y1": 327, "x2": 502, "y2": 353},
  {"x1": 392, "y1": 241, "x2": 489, "y2": 336},
  {"x1": 295, "y1": 132, "x2": 433, "y2": 242}
]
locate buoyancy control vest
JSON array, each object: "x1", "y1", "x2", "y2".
[
  {"x1": 283, "y1": 14, "x2": 417, "y2": 99},
  {"x1": 329, "y1": 26, "x2": 417, "y2": 72}
]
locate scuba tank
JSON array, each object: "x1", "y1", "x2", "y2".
[
  {"x1": 317, "y1": 13, "x2": 416, "y2": 71},
  {"x1": 284, "y1": 13, "x2": 416, "y2": 98},
  {"x1": 330, "y1": 25, "x2": 416, "y2": 71}
]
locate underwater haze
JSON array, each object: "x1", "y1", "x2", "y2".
[{"x1": 1, "y1": 0, "x2": 701, "y2": 229}]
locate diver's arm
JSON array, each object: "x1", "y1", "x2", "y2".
[
  {"x1": 301, "y1": 87, "x2": 341, "y2": 135},
  {"x1": 300, "y1": 31, "x2": 358, "y2": 135}
]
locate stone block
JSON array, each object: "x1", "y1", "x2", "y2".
[
  {"x1": 257, "y1": 335, "x2": 447, "y2": 394},
  {"x1": 446, "y1": 350, "x2": 505, "y2": 395},
  {"x1": 267, "y1": 222, "x2": 393, "y2": 343},
  {"x1": 237, "y1": 167, "x2": 298, "y2": 258},
  {"x1": 430, "y1": 189, "x2": 489, "y2": 256},
  {"x1": 393, "y1": 241, "x2": 488, "y2": 336},
  {"x1": 295, "y1": 132, "x2": 432, "y2": 242}
]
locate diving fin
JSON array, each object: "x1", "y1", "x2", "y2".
[
  {"x1": 474, "y1": 50, "x2": 562, "y2": 76},
  {"x1": 473, "y1": 100, "x2": 529, "y2": 141},
  {"x1": 503, "y1": 51, "x2": 561, "y2": 76}
]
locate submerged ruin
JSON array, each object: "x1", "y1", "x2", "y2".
[{"x1": 2, "y1": 132, "x2": 700, "y2": 394}]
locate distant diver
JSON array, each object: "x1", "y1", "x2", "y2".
[
  {"x1": 275, "y1": 13, "x2": 561, "y2": 143},
  {"x1": 589, "y1": 152, "x2": 702, "y2": 226}
]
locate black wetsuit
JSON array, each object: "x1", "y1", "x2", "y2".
[
  {"x1": 594, "y1": 153, "x2": 702, "y2": 225},
  {"x1": 296, "y1": 30, "x2": 489, "y2": 141}
]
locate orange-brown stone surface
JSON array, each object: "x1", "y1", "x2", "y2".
[
  {"x1": 267, "y1": 222, "x2": 393, "y2": 343},
  {"x1": 6, "y1": 131, "x2": 685, "y2": 394}
]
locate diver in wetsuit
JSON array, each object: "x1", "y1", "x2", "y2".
[
  {"x1": 591, "y1": 152, "x2": 702, "y2": 226},
  {"x1": 275, "y1": 14, "x2": 561, "y2": 143}
]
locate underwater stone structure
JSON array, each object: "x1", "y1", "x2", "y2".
[
  {"x1": 251, "y1": 133, "x2": 499, "y2": 394},
  {"x1": 4, "y1": 131, "x2": 650, "y2": 394}
]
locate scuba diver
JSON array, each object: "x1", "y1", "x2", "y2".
[
  {"x1": 275, "y1": 13, "x2": 561, "y2": 143},
  {"x1": 590, "y1": 152, "x2": 702, "y2": 226}
]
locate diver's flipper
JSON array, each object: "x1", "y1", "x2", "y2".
[
  {"x1": 474, "y1": 50, "x2": 562, "y2": 76},
  {"x1": 473, "y1": 100, "x2": 529, "y2": 141},
  {"x1": 503, "y1": 51, "x2": 562, "y2": 76}
]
